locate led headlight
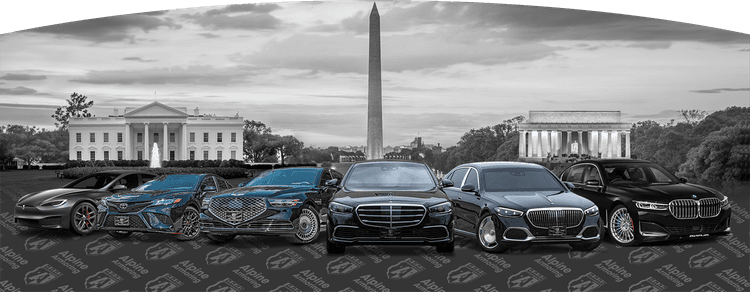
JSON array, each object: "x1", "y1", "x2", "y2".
[
  {"x1": 151, "y1": 198, "x2": 182, "y2": 206},
  {"x1": 269, "y1": 198, "x2": 300, "y2": 207},
  {"x1": 584, "y1": 205, "x2": 599, "y2": 216},
  {"x1": 634, "y1": 200, "x2": 668, "y2": 211},
  {"x1": 495, "y1": 206, "x2": 523, "y2": 217},
  {"x1": 329, "y1": 202, "x2": 353, "y2": 213},
  {"x1": 429, "y1": 202, "x2": 451, "y2": 213},
  {"x1": 40, "y1": 199, "x2": 66, "y2": 207},
  {"x1": 720, "y1": 196, "x2": 729, "y2": 208}
]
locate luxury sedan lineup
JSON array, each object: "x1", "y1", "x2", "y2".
[
  {"x1": 14, "y1": 170, "x2": 156, "y2": 235},
  {"x1": 97, "y1": 173, "x2": 231, "y2": 240},
  {"x1": 200, "y1": 167, "x2": 343, "y2": 244},
  {"x1": 444, "y1": 162, "x2": 602, "y2": 253},
  {"x1": 560, "y1": 159, "x2": 731, "y2": 246},
  {"x1": 326, "y1": 160, "x2": 455, "y2": 254}
]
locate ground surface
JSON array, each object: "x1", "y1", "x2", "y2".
[{"x1": 1, "y1": 170, "x2": 748, "y2": 292}]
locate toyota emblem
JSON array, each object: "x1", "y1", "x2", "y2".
[{"x1": 119, "y1": 203, "x2": 128, "y2": 209}]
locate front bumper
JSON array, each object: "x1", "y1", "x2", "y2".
[
  {"x1": 492, "y1": 212, "x2": 602, "y2": 244},
  {"x1": 636, "y1": 208, "x2": 731, "y2": 242},
  {"x1": 327, "y1": 209, "x2": 453, "y2": 246},
  {"x1": 14, "y1": 205, "x2": 70, "y2": 229},
  {"x1": 200, "y1": 204, "x2": 303, "y2": 236},
  {"x1": 97, "y1": 203, "x2": 187, "y2": 234}
]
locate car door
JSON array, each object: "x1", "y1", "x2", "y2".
[
  {"x1": 460, "y1": 168, "x2": 484, "y2": 231},
  {"x1": 316, "y1": 170, "x2": 335, "y2": 208},
  {"x1": 563, "y1": 164, "x2": 604, "y2": 207},
  {"x1": 443, "y1": 167, "x2": 471, "y2": 232}
]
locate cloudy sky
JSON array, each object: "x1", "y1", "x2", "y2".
[{"x1": 1, "y1": 2, "x2": 748, "y2": 148}]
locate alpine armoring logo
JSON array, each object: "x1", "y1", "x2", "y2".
[
  {"x1": 24, "y1": 264, "x2": 62, "y2": 285},
  {"x1": 326, "y1": 255, "x2": 364, "y2": 275},
  {"x1": 205, "y1": 246, "x2": 244, "y2": 265},
  {"x1": 85, "y1": 269, "x2": 123, "y2": 290},
  {"x1": 628, "y1": 247, "x2": 666, "y2": 264},
  {"x1": 85, "y1": 235, "x2": 123, "y2": 256},
  {"x1": 628, "y1": 277, "x2": 667, "y2": 292},
  {"x1": 568, "y1": 272, "x2": 607, "y2": 292},
  {"x1": 689, "y1": 248, "x2": 727, "y2": 269},
  {"x1": 24, "y1": 231, "x2": 63, "y2": 251},
  {"x1": 507, "y1": 268, "x2": 545, "y2": 289},
  {"x1": 447, "y1": 263, "x2": 485, "y2": 284},
  {"x1": 145, "y1": 273, "x2": 184, "y2": 292},
  {"x1": 266, "y1": 249, "x2": 305, "y2": 270},
  {"x1": 690, "y1": 282, "x2": 726, "y2": 292},
  {"x1": 268, "y1": 282, "x2": 302, "y2": 292},
  {"x1": 387, "y1": 258, "x2": 425, "y2": 280},
  {"x1": 206, "y1": 278, "x2": 243, "y2": 292},
  {"x1": 145, "y1": 241, "x2": 184, "y2": 261}
]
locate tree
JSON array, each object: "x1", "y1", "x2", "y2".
[
  {"x1": 678, "y1": 125, "x2": 750, "y2": 186},
  {"x1": 51, "y1": 92, "x2": 94, "y2": 130},
  {"x1": 678, "y1": 109, "x2": 708, "y2": 126},
  {"x1": 2, "y1": 125, "x2": 60, "y2": 166},
  {"x1": 243, "y1": 120, "x2": 274, "y2": 162}
]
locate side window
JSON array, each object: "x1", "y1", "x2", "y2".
[
  {"x1": 140, "y1": 174, "x2": 156, "y2": 184},
  {"x1": 464, "y1": 169, "x2": 479, "y2": 188},
  {"x1": 320, "y1": 170, "x2": 333, "y2": 185},
  {"x1": 217, "y1": 178, "x2": 232, "y2": 190},
  {"x1": 201, "y1": 176, "x2": 217, "y2": 190},
  {"x1": 332, "y1": 171, "x2": 344, "y2": 184},
  {"x1": 451, "y1": 168, "x2": 469, "y2": 187},
  {"x1": 583, "y1": 165, "x2": 602, "y2": 183},
  {"x1": 564, "y1": 165, "x2": 585, "y2": 184},
  {"x1": 116, "y1": 174, "x2": 140, "y2": 189}
]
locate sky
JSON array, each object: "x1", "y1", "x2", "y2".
[{"x1": 0, "y1": 1, "x2": 748, "y2": 149}]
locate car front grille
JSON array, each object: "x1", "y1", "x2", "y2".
[
  {"x1": 356, "y1": 204, "x2": 426, "y2": 229},
  {"x1": 103, "y1": 214, "x2": 147, "y2": 229},
  {"x1": 525, "y1": 208, "x2": 583, "y2": 229},
  {"x1": 669, "y1": 198, "x2": 721, "y2": 219},
  {"x1": 209, "y1": 197, "x2": 266, "y2": 225},
  {"x1": 107, "y1": 201, "x2": 152, "y2": 213}
]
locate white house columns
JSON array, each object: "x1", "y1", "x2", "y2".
[
  {"x1": 144, "y1": 122, "x2": 150, "y2": 160},
  {"x1": 182, "y1": 123, "x2": 188, "y2": 160}
]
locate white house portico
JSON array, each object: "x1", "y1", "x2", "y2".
[{"x1": 68, "y1": 102, "x2": 243, "y2": 161}]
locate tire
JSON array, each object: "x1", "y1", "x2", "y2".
[
  {"x1": 326, "y1": 238, "x2": 345, "y2": 254},
  {"x1": 436, "y1": 241, "x2": 454, "y2": 253},
  {"x1": 108, "y1": 230, "x2": 132, "y2": 239},
  {"x1": 476, "y1": 213, "x2": 510, "y2": 253},
  {"x1": 70, "y1": 202, "x2": 97, "y2": 236},
  {"x1": 286, "y1": 205, "x2": 320, "y2": 244},
  {"x1": 608, "y1": 205, "x2": 641, "y2": 246},
  {"x1": 206, "y1": 233, "x2": 236, "y2": 243},
  {"x1": 175, "y1": 206, "x2": 201, "y2": 241}
]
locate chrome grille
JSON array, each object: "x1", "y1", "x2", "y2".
[
  {"x1": 209, "y1": 197, "x2": 266, "y2": 225},
  {"x1": 526, "y1": 208, "x2": 583, "y2": 229},
  {"x1": 356, "y1": 204, "x2": 426, "y2": 229},
  {"x1": 669, "y1": 198, "x2": 720, "y2": 219}
]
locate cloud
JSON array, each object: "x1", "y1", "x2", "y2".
[
  {"x1": 0, "y1": 103, "x2": 59, "y2": 109},
  {"x1": 740, "y1": 48, "x2": 750, "y2": 51},
  {"x1": 122, "y1": 57, "x2": 156, "y2": 62},
  {"x1": 689, "y1": 88, "x2": 750, "y2": 94},
  {"x1": 0, "y1": 86, "x2": 50, "y2": 95},
  {"x1": 69, "y1": 65, "x2": 265, "y2": 85},
  {"x1": 625, "y1": 42, "x2": 672, "y2": 50},
  {"x1": 27, "y1": 13, "x2": 180, "y2": 42},
  {"x1": 198, "y1": 33, "x2": 221, "y2": 38},
  {"x1": 182, "y1": 4, "x2": 283, "y2": 30},
  {"x1": 0, "y1": 73, "x2": 47, "y2": 81}
]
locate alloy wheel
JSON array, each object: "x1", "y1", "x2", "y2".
[
  {"x1": 180, "y1": 208, "x2": 200, "y2": 239},
  {"x1": 73, "y1": 203, "x2": 96, "y2": 233},
  {"x1": 478, "y1": 216, "x2": 498, "y2": 249},
  {"x1": 610, "y1": 207, "x2": 634, "y2": 243},
  {"x1": 296, "y1": 208, "x2": 319, "y2": 242}
]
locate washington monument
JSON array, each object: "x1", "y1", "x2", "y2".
[{"x1": 367, "y1": 3, "x2": 383, "y2": 160}]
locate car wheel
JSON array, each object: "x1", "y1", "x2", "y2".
[
  {"x1": 175, "y1": 206, "x2": 201, "y2": 241},
  {"x1": 206, "y1": 233, "x2": 236, "y2": 243},
  {"x1": 570, "y1": 219, "x2": 603, "y2": 251},
  {"x1": 286, "y1": 205, "x2": 320, "y2": 244},
  {"x1": 70, "y1": 202, "x2": 97, "y2": 236},
  {"x1": 608, "y1": 205, "x2": 640, "y2": 246},
  {"x1": 476, "y1": 214, "x2": 510, "y2": 253},
  {"x1": 108, "y1": 230, "x2": 132, "y2": 239}
]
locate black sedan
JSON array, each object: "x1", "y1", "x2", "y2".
[
  {"x1": 98, "y1": 174, "x2": 230, "y2": 241},
  {"x1": 560, "y1": 159, "x2": 731, "y2": 246},
  {"x1": 200, "y1": 167, "x2": 343, "y2": 244},
  {"x1": 444, "y1": 162, "x2": 602, "y2": 253},
  {"x1": 14, "y1": 170, "x2": 156, "y2": 235},
  {"x1": 326, "y1": 160, "x2": 454, "y2": 254}
]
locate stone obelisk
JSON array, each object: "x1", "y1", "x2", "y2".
[{"x1": 367, "y1": 3, "x2": 383, "y2": 160}]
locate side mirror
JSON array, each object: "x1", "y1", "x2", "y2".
[
  {"x1": 325, "y1": 179, "x2": 338, "y2": 186},
  {"x1": 441, "y1": 179, "x2": 454, "y2": 188},
  {"x1": 564, "y1": 182, "x2": 576, "y2": 190},
  {"x1": 202, "y1": 186, "x2": 217, "y2": 193},
  {"x1": 112, "y1": 184, "x2": 127, "y2": 191},
  {"x1": 461, "y1": 184, "x2": 477, "y2": 193},
  {"x1": 584, "y1": 180, "x2": 601, "y2": 187},
  {"x1": 679, "y1": 177, "x2": 688, "y2": 183}
]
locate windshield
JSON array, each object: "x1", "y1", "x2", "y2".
[
  {"x1": 483, "y1": 167, "x2": 565, "y2": 192},
  {"x1": 64, "y1": 173, "x2": 119, "y2": 189},
  {"x1": 602, "y1": 163, "x2": 679, "y2": 184},
  {"x1": 343, "y1": 162, "x2": 436, "y2": 191},
  {"x1": 133, "y1": 175, "x2": 200, "y2": 191},
  {"x1": 245, "y1": 169, "x2": 320, "y2": 186}
]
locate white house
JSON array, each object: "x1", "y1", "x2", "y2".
[{"x1": 68, "y1": 102, "x2": 243, "y2": 161}]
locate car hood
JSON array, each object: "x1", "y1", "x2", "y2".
[
  {"x1": 332, "y1": 189, "x2": 449, "y2": 208},
  {"x1": 610, "y1": 182, "x2": 722, "y2": 201},
  {"x1": 485, "y1": 190, "x2": 594, "y2": 211},
  {"x1": 17, "y1": 188, "x2": 100, "y2": 206},
  {"x1": 107, "y1": 189, "x2": 195, "y2": 202},
  {"x1": 214, "y1": 185, "x2": 316, "y2": 198}
]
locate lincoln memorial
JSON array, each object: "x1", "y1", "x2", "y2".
[{"x1": 518, "y1": 111, "x2": 632, "y2": 161}]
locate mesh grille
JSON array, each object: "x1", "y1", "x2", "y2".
[
  {"x1": 669, "y1": 198, "x2": 721, "y2": 219},
  {"x1": 666, "y1": 224, "x2": 721, "y2": 235},
  {"x1": 107, "y1": 201, "x2": 151, "y2": 213},
  {"x1": 526, "y1": 208, "x2": 583, "y2": 229},
  {"x1": 103, "y1": 214, "x2": 147, "y2": 229},
  {"x1": 209, "y1": 197, "x2": 266, "y2": 225},
  {"x1": 356, "y1": 204, "x2": 426, "y2": 228}
]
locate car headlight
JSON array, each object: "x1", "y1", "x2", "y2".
[
  {"x1": 151, "y1": 198, "x2": 182, "y2": 206},
  {"x1": 40, "y1": 199, "x2": 67, "y2": 207},
  {"x1": 201, "y1": 197, "x2": 212, "y2": 209},
  {"x1": 721, "y1": 196, "x2": 729, "y2": 208},
  {"x1": 634, "y1": 200, "x2": 669, "y2": 211},
  {"x1": 329, "y1": 202, "x2": 353, "y2": 213},
  {"x1": 99, "y1": 198, "x2": 108, "y2": 206},
  {"x1": 495, "y1": 206, "x2": 523, "y2": 217},
  {"x1": 584, "y1": 205, "x2": 599, "y2": 216},
  {"x1": 429, "y1": 202, "x2": 451, "y2": 213},
  {"x1": 269, "y1": 198, "x2": 300, "y2": 207}
]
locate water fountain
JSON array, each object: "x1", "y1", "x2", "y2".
[{"x1": 150, "y1": 142, "x2": 161, "y2": 168}]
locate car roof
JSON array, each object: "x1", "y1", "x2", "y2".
[
  {"x1": 455, "y1": 161, "x2": 546, "y2": 170},
  {"x1": 351, "y1": 159, "x2": 428, "y2": 165},
  {"x1": 575, "y1": 159, "x2": 653, "y2": 165},
  {"x1": 97, "y1": 170, "x2": 155, "y2": 175}
]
